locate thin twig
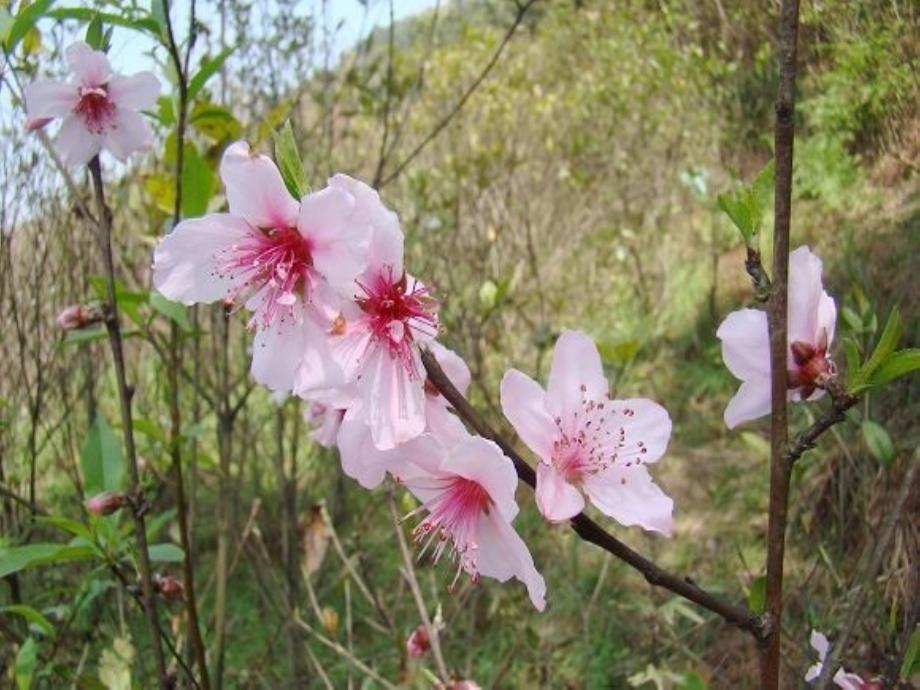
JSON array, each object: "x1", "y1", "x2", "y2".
[
  {"x1": 419, "y1": 347, "x2": 765, "y2": 638},
  {"x1": 378, "y1": 0, "x2": 537, "y2": 187},
  {"x1": 761, "y1": 1, "x2": 802, "y2": 686}
]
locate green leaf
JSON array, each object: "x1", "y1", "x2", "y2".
[
  {"x1": 751, "y1": 159, "x2": 775, "y2": 212},
  {"x1": 870, "y1": 348, "x2": 920, "y2": 387},
  {"x1": 35, "y1": 516, "x2": 92, "y2": 541},
  {"x1": 716, "y1": 191, "x2": 755, "y2": 243},
  {"x1": 46, "y1": 8, "x2": 161, "y2": 37},
  {"x1": 81, "y1": 415, "x2": 125, "y2": 496},
  {"x1": 15, "y1": 636, "x2": 38, "y2": 690},
  {"x1": 133, "y1": 418, "x2": 167, "y2": 444},
  {"x1": 859, "y1": 306, "x2": 901, "y2": 384},
  {"x1": 272, "y1": 120, "x2": 309, "y2": 199},
  {"x1": 747, "y1": 574, "x2": 766, "y2": 614},
  {"x1": 1, "y1": 605, "x2": 54, "y2": 637},
  {"x1": 149, "y1": 0, "x2": 167, "y2": 41},
  {"x1": 4, "y1": 0, "x2": 55, "y2": 54},
  {"x1": 63, "y1": 327, "x2": 107, "y2": 346},
  {"x1": 190, "y1": 101, "x2": 241, "y2": 142},
  {"x1": 98, "y1": 636, "x2": 134, "y2": 690},
  {"x1": 0, "y1": 543, "x2": 96, "y2": 578},
  {"x1": 156, "y1": 96, "x2": 175, "y2": 126},
  {"x1": 181, "y1": 143, "x2": 215, "y2": 218},
  {"x1": 84, "y1": 12, "x2": 103, "y2": 50},
  {"x1": 0, "y1": 7, "x2": 14, "y2": 45},
  {"x1": 148, "y1": 543, "x2": 184, "y2": 563},
  {"x1": 843, "y1": 338, "x2": 861, "y2": 388},
  {"x1": 900, "y1": 625, "x2": 919, "y2": 680},
  {"x1": 680, "y1": 671, "x2": 709, "y2": 690},
  {"x1": 145, "y1": 508, "x2": 176, "y2": 541},
  {"x1": 149, "y1": 291, "x2": 191, "y2": 332},
  {"x1": 188, "y1": 47, "x2": 234, "y2": 101},
  {"x1": 861, "y1": 420, "x2": 896, "y2": 468}
]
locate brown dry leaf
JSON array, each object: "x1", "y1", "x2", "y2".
[
  {"x1": 301, "y1": 504, "x2": 330, "y2": 577},
  {"x1": 321, "y1": 606, "x2": 339, "y2": 637}
]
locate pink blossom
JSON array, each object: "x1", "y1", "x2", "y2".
[
  {"x1": 400, "y1": 434, "x2": 546, "y2": 611},
  {"x1": 805, "y1": 630, "x2": 867, "y2": 689},
  {"x1": 717, "y1": 246, "x2": 837, "y2": 429},
  {"x1": 449, "y1": 682, "x2": 482, "y2": 690},
  {"x1": 500, "y1": 330, "x2": 673, "y2": 532},
  {"x1": 153, "y1": 574, "x2": 184, "y2": 601},
  {"x1": 86, "y1": 491, "x2": 126, "y2": 516},
  {"x1": 153, "y1": 142, "x2": 371, "y2": 394},
  {"x1": 56, "y1": 303, "x2": 102, "y2": 331},
  {"x1": 327, "y1": 196, "x2": 439, "y2": 450},
  {"x1": 24, "y1": 41, "x2": 159, "y2": 165},
  {"x1": 334, "y1": 343, "x2": 469, "y2": 489},
  {"x1": 305, "y1": 401, "x2": 345, "y2": 448},
  {"x1": 405, "y1": 624, "x2": 431, "y2": 658}
]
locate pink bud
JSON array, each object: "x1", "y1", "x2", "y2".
[
  {"x1": 450, "y1": 682, "x2": 482, "y2": 690},
  {"x1": 154, "y1": 574, "x2": 184, "y2": 601},
  {"x1": 406, "y1": 624, "x2": 431, "y2": 658},
  {"x1": 56, "y1": 303, "x2": 102, "y2": 331},
  {"x1": 87, "y1": 491, "x2": 126, "y2": 516}
]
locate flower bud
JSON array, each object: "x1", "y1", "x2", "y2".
[
  {"x1": 87, "y1": 491, "x2": 127, "y2": 516},
  {"x1": 450, "y1": 681, "x2": 481, "y2": 690},
  {"x1": 406, "y1": 624, "x2": 430, "y2": 658},
  {"x1": 154, "y1": 574, "x2": 184, "y2": 601},
  {"x1": 56, "y1": 303, "x2": 103, "y2": 331}
]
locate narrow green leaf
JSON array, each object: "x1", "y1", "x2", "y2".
[
  {"x1": 747, "y1": 574, "x2": 766, "y2": 614},
  {"x1": 1, "y1": 605, "x2": 55, "y2": 637},
  {"x1": 751, "y1": 159, "x2": 775, "y2": 213},
  {"x1": 148, "y1": 543, "x2": 184, "y2": 563},
  {"x1": 81, "y1": 415, "x2": 125, "y2": 496},
  {"x1": 4, "y1": 0, "x2": 55, "y2": 54},
  {"x1": 0, "y1": 543, "x2": 96, "y2": 579},
  {"x1": 63, "y1": 327, "x2": 107, "y2": 346},
  {"x1": 47, "y1": 8, "x2": 161, "y2": 36},
  {"x1": 150, "y1": 291, "x2": 191, "y2": 332},
  {"x1": 844, "y1": 338, "x2": 861, "y2": 388},
  {"x1": 180, "y1": 143, "x2": 215, "y2": 218},
  {"x1": 0, "y1": 7, "x2": 14, "y2": 45},
  {"x1": 84, "y1": 12, "x2": 103, "y2": 50},
  {"x1": 35, "y1": 516, "x2": 93, "y2": 541},
  {"x1": 190, "y1": 101, "x2": 241, "y2": 142},
  {"x1": 680, "y1": 671, "x2": 709, "y2": 690},
  {"x1": 859, "y1": 306, "x2": 902, "y2": 384},
  {"x1": 870, "y1": 348, "x2": 920, "y2": 387},
  {"x1": 272, "y1": 120, "x2": 309, "y2": 199},
  {"x1": 861, "y1": 420, "x2": 896, "y2": 468},
  {"x1": 900, "y1": 625, "x2": 919, "y2": 680},
  {"x1": 188, "y1": 47, "x2": 234, "y2": 101},
  {"x1": 15, "y1": 636, "x2": 38, "y2": 690},
  {"x1": 716, "y1": 191, "x2": 754, "y2": 243}
]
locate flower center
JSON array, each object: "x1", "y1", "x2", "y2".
[
  {"x1": 356, "y1": 268, "x2": 438, "y2": 375},
  {"x1": 551, "y1": 387, "x2": 647, "y2": 483},
  {"x1": 74, "y1": 86, "x2": 116, "y2": 134},
  {"x1": 411, "y1": 476, "x2": 491, "y2": 589},
  {"x1": 788, "y1": 336, "x2": 833, "y2": 398},
  {"x1": 218, "y1": 226, "x2": 313, "y2": 328}
]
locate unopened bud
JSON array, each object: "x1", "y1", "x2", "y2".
[
  {"x1": 406, "y1": 624, "x2": 431, "y2": 658},
  {"x1": 154, "y1": 574, "x2": 184, "y2": 601},
  {"x1": 87, "y1": 491, "x2": 127, "y2": 516},
  {"x1": 450, "y1": 681, "x2": 481, "y2": 690},
  {"x1": 56, "y1": 303, "x2": 103, "y2": 331}
]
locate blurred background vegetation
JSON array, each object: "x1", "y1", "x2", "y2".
[{"x1": 0, "y1": 0, "x2": 917, "y2": 688}]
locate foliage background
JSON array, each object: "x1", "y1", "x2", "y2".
[{"x1": 0, "y1": 0, "x2": 917, "y2": 688}]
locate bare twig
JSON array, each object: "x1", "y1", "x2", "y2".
[
  {"x1": 419, "y1": 347, "x2": 765, "y2": 638},
  {"x1": 761, "y1": 1, "x2": 802, "y2": 686}
]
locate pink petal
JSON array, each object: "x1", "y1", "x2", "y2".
[
  {"x1": 788, "y1": 246, "x2": 825, "y2": 346},
  {"x1": 65, "y1": 41, "x2": 112, "y2": 86},
  {"x1": 219, "y1": 141, "x2": 299, "y2": 229},
  {"x1": 328, "y1": 174, "x2": 401, "y2": 266},
  {"x1": 429, "y1": 341, "x2": 472, "y2": 397},
  {"x1": 608, "y1": 398, "x2": 672, "y2": 464},
  {"x1": 362, "y1": 346, "x2": 426, "y2": 450},
  {"x1": 299, "y1": 185, "x2": 367, "y2": 296},
  {"x1": 337, "y1": 418, "x2": 408, "y2": 489},
  {"x1": 817, "y1": 291, "x2": 837, "y2": 348},
  {"x1": 55, "y1": 114, "x2": 103, "y2": 166},
  {"x1": 252, "y1": 308, "x2": 340, "y2": 394},
  {"x1": 810, "y1": 630, "x2": 830, "y2": 660},
  {"x1": 717, "y1": 308, "x2": 770, "y2": 380},
  {"x1": 582, "y1": 463, "x2": 673, "y2": 535},
  {"x1": 441, "y1": 437, "x2": 519, "y2": 523},
  {"x1": 24, "y1": 79, "x2": 77, "y2": 120},
  {"x1": 535, "y1": 462, "x2": 584, "y2": 522},
  {"x1": 805, "y1": 662, "x2": 823, "y2": 683},
  {"x1": 546, "y1": 330, "x2": 609, "y2": 424},
  {"x1": 153, "y1": 213, "x2": 253, "y2": 305},
  {"x1": 104, "y1": 109, "x2": 153, "y2": 161},
  {"x1": 425, "y1": 403, "x2": 469, "y2": 447},
  {"x1": 499, "y1": 369, "x2": 556, "y2": 460},
  {"x1": 359, "y1": 201, "x2": 404, "y2": 277},
  {"x1": 107, "y1": 72, "x2": 160, "y2": 110},
  {"x1": 475, "y1": 511, "x2": 547, "y2": 611},
  {"x1": 833, "y1": 669, "x2": 865, "y2": 690},
  {"x1": 724, "y1": 378, "x2": 772, "y2": 429}
]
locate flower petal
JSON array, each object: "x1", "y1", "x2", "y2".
[
  {"x1": 500, "y1": 369, "x2": 555, "y2": 460},
  {"x1": 104, "y1": 109, "x2": 153, "y2": 160},
  {"x1": 810, "y1": 630, "x2": 830, "y2": 660},
  {"x1": 220, "y1": 141, "x2": 299, "y2": 229},
  {"x1": 428, "y1": 341, "x2": 472, "y2": 397},
  {"x1": 55, "y1": 114, "x2": 103, "y2": 166},
  {"x1": 717, "y1": 308, "x2": 770, "y2": 380},
  {"x1": 66, "y1": 41, "x2": 112, "y2": 86},
  {"x1": 724, "y1": 378, "x2": 772, "y2": 429},
  {"x1": 24, "y1": 79, "x2": 77, "y2": 120},
  {"x1": 362, "y1": 346, "x2": 426, "y2": 450},
  {"x1": 107, "y1": 71, "x2": 160, "y2": 110},
  {"x1": 832, "y1": 669, "x2": 865, "y2": 690},
  {"x1": 546, "y1": 330, "x2": 609, "y2": 424},
  {"x1": 299, "y1": 185, "x2": 368, "y2": 296},
  {"x1": 329, "y1": 173, "x2": 402, "y2": 272},
  {"x1": 788, "y1": 246, "x2": 825, "y2": 345},
  {"x1": 535, "y1": 462, "x2": 584, "y2": 522},
  {"x1": 582, "y1": 463, "x2": 673, "y2": 535},
  {"x1": 441, "y1": 437, "x2": 519, "y2": 523},
  {"x1": 153, "y1": 213, "x2": 253, "y2": 305},
  {"x1": 606, "y1": 398, "x2": 672, "y2": 464},
  {"x1": 475, "y1": 511, "x2": 546, "y2": 611},
  {"x1": 252, "y1": 308, "x2": 341, "y2": 394},
  {"x1": 337, "y1": 418, "x2": 406, "y2": 489}
]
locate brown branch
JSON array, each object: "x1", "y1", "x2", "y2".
[
  {"x1": 377, "y1": 0, "x2": 537, "y2": 187},
  {"x1": 419, "y1": 347, "x2": 765, "y2": 638},
  {"x1": 761, "y1": 1, "x2": 801, "y2": 687},
  {"x1": 88, "y1": 157, "x2": 169, "y2": 689},
  {"x1": 784, "y1": 379, "x2": 857, "y2": 470}
]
